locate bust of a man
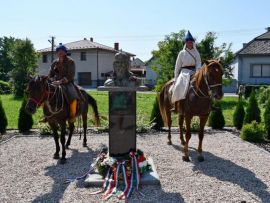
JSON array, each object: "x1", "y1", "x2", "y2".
[{"x1": 104, "y1": 52, "x2": 140, "y2": 87}]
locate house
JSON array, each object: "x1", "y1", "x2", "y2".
[
  {"x1": 230, "y1": 27, "x2": 270, "y2": 93},
  {"x1": 37, "y1": 38, "x2": 135, "y2": 87},
  {"x1": 145, "y1": 56, "x2": 158, "y2": 89}
]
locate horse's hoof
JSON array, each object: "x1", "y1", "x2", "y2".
[
  {"x1": 83, "y1": 142, "x2": 87, "y2": 147},
  {"x1": 182, "y1": 156, "x2": 190, "y2": 162},
  {"x1": 167, "y1": 141, "x2": 172, "y2": 145},
  {"x1": 53, "y1": 154, "x2": 60, "y2": 159},
  {"x1": 198, "y1": 155, "x2": 205, "y2": 162},
  {"x1": 59, "y1": 158, "x2": 67, "y2": 164}
]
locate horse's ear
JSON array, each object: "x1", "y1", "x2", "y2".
[{"x1": 203, "y1": 60, "x2": 210, "y2": 66}]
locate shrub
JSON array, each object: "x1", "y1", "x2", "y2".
[
  {"x1": 233, "y1": 98, "x2": 245, "y2": 130},
  {"x1": 0, "y1": 80, "x2": 12, "y2": 94},
  {"x1": 264, "y1": 98, "x2": 270, "y2": 139},
  {"x1": 150, "y1": 96, "x2": 164, "y2": 130},
  {"x1": 240, "y1": 121, "x2": 265, "y2": 142},
  {"x1": 18, "y1": 97, "x2": 33, "y2": 133},
  {"x1": 244, "y1": 90, "x2": 261, "y2": 124},
  {"x1": 0, "y1": 97, "x2": 8, "y2": 134},
  {"x1": 208, "y1": 100, "x2": 225, "y2": 129},
  {"x1": 257, "y1": 86, "x2": 270, "y2": 105}
]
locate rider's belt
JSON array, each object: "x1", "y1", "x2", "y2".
[{"x1": 182, "y1": 66, "x2": 195, "y2": 70}]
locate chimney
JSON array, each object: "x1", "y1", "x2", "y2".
[
  {"x1": 90, "y1": 37, "x2": 93, "y2": 42},
  {"x1": 114, "y1": 42, "x2": 119, "y2": 50},
  {"x1": 267, "y1": 27, "x2": 270, "y2": 32},
  {"x1": 243, "y1": 43, "x2": 247, "y2": 48}
]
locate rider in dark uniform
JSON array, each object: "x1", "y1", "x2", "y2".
[{"x1": 49, "y1": 44, "x2": 80, "y2": 123}]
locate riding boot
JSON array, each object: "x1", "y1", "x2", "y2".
[{"x1": 69, "y1": 99, "x2": 77, "y2": 123}]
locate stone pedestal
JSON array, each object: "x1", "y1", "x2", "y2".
[{"x1": 85, "y1": 85, "x2": 160, "y2": 186}]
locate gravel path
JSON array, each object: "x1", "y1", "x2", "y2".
[{"x1": 1, "y1": 130, "x2": 270, "y2": 203}]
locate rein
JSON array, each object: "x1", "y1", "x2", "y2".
[
  {"x1": 191, "y1": 66, "x2": 222, "y2": 99},
  {"x1": 28, "y1": 80, "x2": 65, "y2": 117}
]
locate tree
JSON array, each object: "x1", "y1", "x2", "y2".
[
  {"x1": 233, "y1": 98, "x2": 245, "y2": 130},
  {"x1": 18, "y1": 97, "x2": 33, "y2": 133},
  {"x1": 152, "y1": 30, "x2": 234, "y2": 91},
  {"x1": 244, "y1": 90, "x2": 261, "y2": 124},
  {"x1": 10, "y1": 38, "x2": 38, "y2": 98},
  {"x1": 208, "y1": 100, "x2": 225, "y2": 129},
  {"x1": 264, "y1": 98, "x2": 270, "y2": 139},
  {"x1": 150, "y1": 96, "x2": 164, "y2": 130},
  {"x1": 0, "y1": 97, "x2": 8, "y2": 134},
  {"x1": 0, "y1": 37, "x2": 17, "y2": 81}
]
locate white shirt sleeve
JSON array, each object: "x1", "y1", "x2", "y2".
[
  {"x1": 174, "y1": 52, "x2": 182, "y2": 80},
  {"x1": 195, "y1": 51, "x2": 202, "y2": 70}
]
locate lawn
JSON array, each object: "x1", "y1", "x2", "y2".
[{"x1": 1, "y1": 92, "x2": 240, "y2": 129}]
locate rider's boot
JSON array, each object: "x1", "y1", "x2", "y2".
[{"x1": 69, "y1": 99, "x2": 77, "y2": 123}]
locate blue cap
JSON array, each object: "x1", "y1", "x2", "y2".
[
  {"x1": 56, "y1": 44, "x2": 67, "y2": 53},
  {"x1": 185, "y1": 31, "x2": 195, "y2": 42}
]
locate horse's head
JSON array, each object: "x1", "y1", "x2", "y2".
[
  {"x1": 25, "y1": 75, "x2": 49, "y2": 114},
  {"x1": 203, "y1": 59, "x2": 224, "y2": 100}
]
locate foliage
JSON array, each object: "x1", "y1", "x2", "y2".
[
  {"x1": 258, "y1": 86, "x2": 270, "y2": 105},
  {"x1": 37, "y1": 122, "x2": 52, "y2": 135},
  {"x1": 18, "y1": 97, "x2": 33, "y2": 133},
  {"x1": 152, "y1": 30, "x2": 234, "y2": 91},
  {"x1": 240, "y1": 121, "x2": 265, "y2": 142},
  {"x1": 244, "y1": 90, "x2": 261, "y2": 124},
  {"x1": 0, "y1": 97, "x2": 8, "y2": 134},
  {"x1": 149, "y1": 96, "x2": 164, "y2": 130},
  {"x1": 233, "y1": 98, "x2": 245, "y2": 130},
  {"x1": 264, "y1": 98, "x2": 270, "y2": 139},
  {"x1": 10, "y1": 38, "x2": 38, "y2": 98},
  {"x1": 0, "y1": 37, "x2": 17, "y2": 81},
  {"x1": 0, "y1": 80, "x2": 12, "y2": 94},
  {"x1": 208, "y1": 100, "x2": 225, "y2": 129}
]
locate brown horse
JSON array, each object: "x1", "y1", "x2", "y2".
[
  {"x1": 159, "y1": 60, "x2": 223, "y2": 162},
  {"x1": 25, "y1": 76, "x2": 100, "y2": 164}
]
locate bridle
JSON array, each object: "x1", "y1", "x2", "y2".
[
  {"x1": 28, "y1": 81, "x2": 50, "y2": 107},
  {"x1": 27, "y1": 80, "x2": 65, "y2": 117},
  {"x1": 191, "y1": 63, "x2": 223, "y2": 99}
]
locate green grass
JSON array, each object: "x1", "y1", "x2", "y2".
[{"x1": 0, "y1": 93, "x2": 252, "y2": 129}]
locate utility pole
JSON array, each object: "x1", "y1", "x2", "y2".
[{"x1": 48, "y1": 36, "x2": 55, "y2": 63}]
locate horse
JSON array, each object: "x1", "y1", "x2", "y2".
[
  {"x1": 25, "y1": 75, "x2": 100, "y2": 164},
  {"x1": 159, "y1": 60, "x2": 223, "y2": 162}
]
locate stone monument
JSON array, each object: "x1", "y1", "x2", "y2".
[{"x1": 85, "y1": 52, "x2": 159, "y2": 187}]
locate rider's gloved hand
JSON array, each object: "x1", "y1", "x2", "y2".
[{"x1": 52, "y1": 80, "x2": 62, "y2": 85}]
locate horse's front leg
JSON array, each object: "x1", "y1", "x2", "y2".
[
  {"x1": 197, "y1": 115, "x2": 208, "y2": 162},
  {"x1": 49, "y1": 123, "x2": 60, "y2": 159},
  {"x1": 183, "y1": 115, "x2": 192, "y2": 162},
  {"x1": 179, "y1": 114, "x2": 185, "y2": 145},
  {"x1": 66, "y1": 122, "x2": 75, "y2": 149},
  {"x1": 82, "y1": 114, "x2": 87, "y2": 147},
  {"x1": 60, "y1": 122, "x2": 67, "y2": 164}
]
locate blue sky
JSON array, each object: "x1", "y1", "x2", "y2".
[{"x1": 0, "y1": 0, "x2": 269, "y2": 61}]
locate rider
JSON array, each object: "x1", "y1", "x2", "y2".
[
  {"x1": 49, "y1": 44, "x2": 80, "y2": 123},
  {"x1": 171, "y1": 31, "x2": 202, "y2": 112}
]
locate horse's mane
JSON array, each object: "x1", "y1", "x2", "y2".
[{"x1": 193, "y1": 60, "x2": 223, "y2": 89}]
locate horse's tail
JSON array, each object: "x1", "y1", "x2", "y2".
[
  {"x1": 159, "y1": 80, "x2": 173, "y2": 127},
  {"x1": 86, "y1": 93, "x2": 100, "y2": 127}
]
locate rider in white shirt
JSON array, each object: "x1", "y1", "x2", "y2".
[{"x1": 171, "y1": 31, "x2": 202, "y2": 112}]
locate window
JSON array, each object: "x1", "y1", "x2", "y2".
[
  {"x1": 80, "y1": 52, "x2": 86, "y2": 61},
  {"x1": 251, "y1": 64, "x2": 270, "y2": 77},
  {"x1": 42, "y1": 54, "x2": 47, "y2": 63}
]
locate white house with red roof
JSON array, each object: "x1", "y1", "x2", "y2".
[{"x1": 37, "y1": 38, "x2": 135, "y2": 87}]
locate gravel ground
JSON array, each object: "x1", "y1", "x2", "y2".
[{"x1": 1, "y1": 130, "x2": 270, "y2": 203}]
